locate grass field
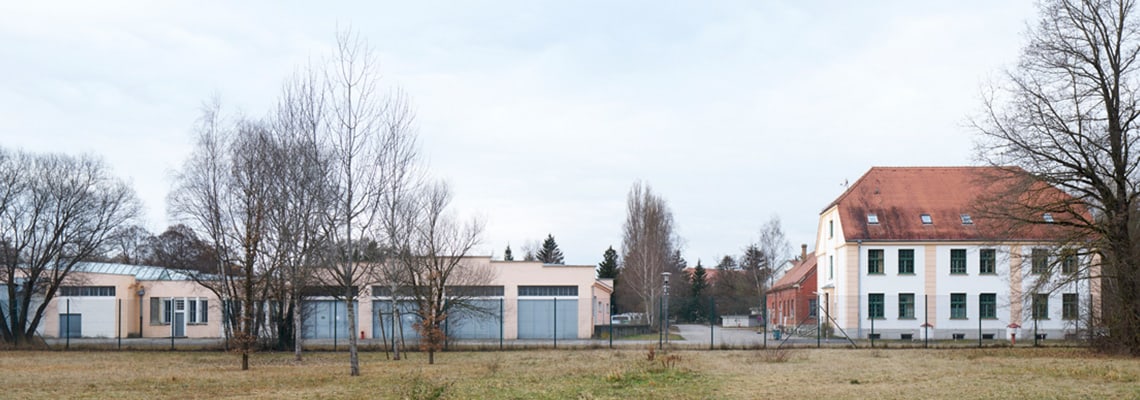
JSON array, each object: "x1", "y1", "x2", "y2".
[{"x1": 1, "y1": 347, "x2": 1137, "y2": 399}]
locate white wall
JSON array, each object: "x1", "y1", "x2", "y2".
[{"x1": 56, "y1": 297, "x2": 116, "y2": 338}]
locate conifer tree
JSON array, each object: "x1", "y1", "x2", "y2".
[
  {"x1": 503, "y1": 244, "x2": 514, "y2": 261},
  {"x1": 535, "y1": 234, "x2": 564, "y2": 264},
  {"x1": 597, "y1": 246, "x2": 619, "y2": 279}
]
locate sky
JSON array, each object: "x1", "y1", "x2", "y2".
[{"x1": 0, "y1": 0, "x2": 1039, "y2": 266}]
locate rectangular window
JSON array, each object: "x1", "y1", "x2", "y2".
[
  {"x1": 979, "y1": 293, "x2": 996, "y2": 319},
  {"x1": 950, "y1": 249, "x2": 967, "y2": 274},
  {"x1": 1063, "y1": 293, "x2": 1078, "y2": 320},
  {"x1": 829, "y1": 255, "x2": 834, "y2": 280},
  {"x1": 1032, "y1": 248, "x2": 1049, "y2": 274},
  {"x1": 189, "y1": 299, "x2": 197, "y2": 323},
  {"x1": 950, "y1": 293, "x2": 967, "y2": 319},
  {"x1": 867, "y1": 214, "x2": 879, "y2": 224},
  {"x1": 829, "y1": 220, "x2": 834, "y2": 238},
  {"x1": 869, "y1": 293, "x2": 884, "y2": 319},
  {"x1": 808, "y1": 299, "x2": 818, "y2": 318},
  {"x1": 59, "y1": 286, "x2": 116, "y2": 297},
  {"x1": 149, "y1": 297, "x2": 162, "y2": 325},
  {"x1": 898, "y1": 293, "x2": 915, "y2": 319},
  {"x1": 898, "y1": 249, "x2": 915, "y2": 274},
  {"x1": 518, "y1": 286, "x2": 578, "y2": 297},
  {"x1": 980, "y1": 249, "x2": 996, "y2": 274},
  {"x1": 868, "y1": 249, "x2": 884, "y2": 274},
  {"x1": 1061, "y1": 251, "x2": 1078, "y2": 274},
  {"x1": 1032, "y1": 294, "x2": 1049, "y2": 320},
  {"x1": 163, "y1": 299, "x2": 172, "y2": 324},
  {"x1": 920, "y1": 214, "x2": 933, "y2": 224}
]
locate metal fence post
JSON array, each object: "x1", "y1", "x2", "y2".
[
  {"x1": 709, "y1": 296, "x2": 715, "y2": 350},
  {"x1": 117, "y1": 298, "x2": 122, "y2": 350},
  {"x1": 924, "y1": 294, "x2": 929, "y2": 348},
  {"x1": 65, "y1": 298, "x2": 71, "y2": 350},
  {"x1": 500, "y1": 297, "x2": 504, "y2": 350},
  {"x1": 553, "y1": 297, "x2": 557, "y2": 349}
]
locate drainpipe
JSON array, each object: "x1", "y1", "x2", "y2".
[{"x1": 857, "y1": 239, "x2": 863, "y2": 339}]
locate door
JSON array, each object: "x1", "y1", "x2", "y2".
[
  {"x1": 517, "y1": 298, "x2": 578, "y2": 339},
  {"x1": 173, "y1": 299, "x2": 186, "y2": 337},
  {"x1": 59, "y1": 314, "x2": 81, "y2": 338}
]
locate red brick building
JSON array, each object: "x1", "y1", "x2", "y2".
[{"x1": 766, "y1": 245, "x2": 818, "y2": 329}]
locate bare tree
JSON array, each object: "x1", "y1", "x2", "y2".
[
  {"x1": 170, "y1": 102, "x2": 280, "y2": 370},
  {"x1": 973, "y1": 0, "x2": 1140, "y2": 354},
  {"x1": 617, "y1": 182, "x2": 678, "y2": 329},
  {"x1": 106, "y1": 225, "x2": 156, "y2": 265},
  {"x1": 1, "y1": 148, "x2": 141, "y2": 345},
  {"x1": 392, "y1": 181, "x2": 488, "y2": 365},
  {"x1": 269, "y1": 65, "x2": 337, "y2": 361},
  {"x1": 752, "y1": 216, "x2": 791, "y2": 327},
  {"x1": 320, "y1": 28, "x2": 420, "y2": 376}
]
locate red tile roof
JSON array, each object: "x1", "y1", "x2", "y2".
[
  {"x1": 826, "y1": 167, "x2": 1084, "y2": 241},
  {"x1": 771, "y1": 253, "x2": 816, "y2": 292}
]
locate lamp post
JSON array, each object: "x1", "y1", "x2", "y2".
[
  {"x1": 137, "y1": 288, "x2": 145, "y2": 338},
  {"x1": 662, "y1": 272, "x2": 671, "y2": 349}
]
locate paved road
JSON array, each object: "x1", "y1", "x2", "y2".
[{"x1": 673, "y1": 324, "x2": 853, "y2": 347}]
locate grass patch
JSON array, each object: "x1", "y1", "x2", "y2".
[
  {"x1": 619, "y1": 333, "x2": 684, "y2": 341},
  {"x1": 1, "y1": 348, "x2": 1138, "y2": 399}
]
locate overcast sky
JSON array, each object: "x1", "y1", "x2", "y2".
[{"x1": 0, "y1": 1, "x2": 1037, "y2": 266}]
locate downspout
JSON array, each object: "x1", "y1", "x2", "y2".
[{"x1": 857, "y1": 239, "x2": 863, "y2": 339}]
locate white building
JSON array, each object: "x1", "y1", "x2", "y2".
[{"x1": 816, "y1": 167, "x2": 1097, "y2": 341}]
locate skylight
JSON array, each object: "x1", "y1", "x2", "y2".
[
  {"x1": 961, "y1": 214, "x2": 973, "y2": 225},
  {"x1": 1043, "y1": 213, "x2": 1054, "y2": 223},
  {"x1": 867, "y1": 214, "x2": 879, "y2": 224},
  {"x1": 920, "y1": 214, "x2": 933, "y2": 224}
]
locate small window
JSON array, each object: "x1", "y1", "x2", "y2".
[
  {"x1": 952, "y1": 333, "x2": 965, "y2": 340},
  {"x1": 979, "y1": 249, "x2": 996, "y2": 274},
  {"x1": 868, "y1": 249, "x2": 884, "y2": 274},
  {"x1": 1032, "y1": 249, "x2": 1049, "y2": 274},
  {"x1": 950, "y1": 293, "x2": 967, "y2": 319},
  {"x1": 901, "y1": 333, "x2": 913, "y2": 340},
  {"x1": 868, "y1": 293, "x2": 884, "y2": 319},
  {"x1": 950, "y1": 249, "x2": 967, "y2": 274},
  {"x1": 961, "y1": 214, "x2": 973, "y2": 225},
  {"x1": 898, "y1": 293, "x2": 915, "y2": 319},
  {"x1": 867, "y1": 214, "x2": 879, "y2": 224},
  {"x1": 1032, "y1": 294, "x2": 1049, "y2": 320},
  {"x1": 1063, "y1": 293, "x2": 1078, "y2": 320},
  {"x1": 979, "y1": 293, "x2": 996, "y2": 319},
  {"x1": 982, "y1": 334, "x2": 995, "y2": 340},
  {"x1": 920, "y1": 214, "x2": 933, "y2": 224},
  {"x1": 898, "y1": 249, "x2": 915, "y2": 274},
  {"x1": 1043, "y1": 213, "x2": 1054, "y2": 223}
]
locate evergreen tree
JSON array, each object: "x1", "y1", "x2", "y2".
[
  {"x1": 597, "y1": 246, "x2": 619, "y2": 279},
  {"x1": 686, "y1": 260, "x2": 710, "y2": 322},
  {"x1": 503, "y1": 245, "x2": 514, "y2": 261},
  {"x1": 535, "y1": 234, "x2": 565, "y2": 264}
]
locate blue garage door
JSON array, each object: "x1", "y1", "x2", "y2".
[
  {"x1": 302, "y1": 300, "x2": 352, "y2": 339},
  {"x1": 445, "y1": 299, "x2": 502, "y2": 340},
  {"x1": 517, "y1": 298, "x2": 577, "y2": 339},
  {"x1": 372, "y1": 301, "x2": 421, "y2": 341}
]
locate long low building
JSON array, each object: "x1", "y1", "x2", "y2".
[
  {"x1": 22, "y1": 257, "x2": 611, "y2": 342},
  {"x1": 304, "y1": 257, "x2": 613, "y2": 341}
]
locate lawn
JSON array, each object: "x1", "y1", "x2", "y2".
[{"x1": 1, "y1": 347, "x2": 1137, "y2": 399}]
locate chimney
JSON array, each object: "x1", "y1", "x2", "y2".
[{"x1": 801, "y1": 244, "x2": 808, "y2": 261}]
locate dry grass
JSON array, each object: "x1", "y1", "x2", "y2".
[{"x1": 0, "y1": 348, "x2": 1138, "y2": 399}]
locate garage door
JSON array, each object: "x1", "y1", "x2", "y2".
[
  {"x1": 59, "y1": 314, "x2": 81, "y2": 338},
  {"x1": 517, "y1": 298, "x2": 577, "y2": 339},
  {"x1": 302, "y1": 300, "x2": 352, "y2": 339},
  {"x1": 445, "y1": 299, "x2": 502, "y2": 340},
  {"x1": 372, "y1": 300, "x2": 421, "y2": 341}
]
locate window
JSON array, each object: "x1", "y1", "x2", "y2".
[
  {"x1": 898, "y1": 293, "x2": 915, "y2": 319},
  {"x1": 1061, "y1": 251, "x2": 1078, "y2": 274},
  {"x1": 950, "y1": 249, "x2": 967, "y2": 274},
  {"x1": 961, "y1": 214, "x2": 973, "y2": 224},
  {"x1": 950, "y1": 293, "x2": 967, "y2": 319},
  {"x1": 828, "y1": 255, "x2": 834, "y2": 280},
  {"x1": 1032, "y1": 294, "x2": 1049, "y2": 320},
  {"x1": 868, "y1": 249, "x2": 884, "y2": 274},
  {"x1": 980, "y1": 249, "x2": 996, "y2": 274},
  {"x1": 868, "y1": 293, "x2": 884, "y2": 319},
  {"x1": 188, "y1": 298, "x2": 208, "y2": 324},
  {"x1": 518, "y1": 286, "x2": 578, "y2": 297},
  {"x1": 808, "y1": 299, "x2": 818, "y2": 318},
  {"x1": 920, "y1": 214, "x2": 933, "y2": 224},
  {"x1": 1043, "y1": 213, "x2": 1054, "y2": 223},
  {"x1": 829, "y1": 220, "x2": 834, "y2": 238},
  {"x1": 59, "y1": 286, "x2": 116, "y2": 297},
  {"x1": 1063, "y1": 293, "x2": 1078, "y2": 320},
  {"x1": 867, "y1": 214, "x2": 879, "y2": 224},
  {"x1": 979, "y1": 293, "x2": 996, "y2": 319},
  {"x1": 163, "y1": 299, "x2": 172, "y2": 324},
  {"x1": 898, "y1": 249, "x2": 915, "y2": 274},
  {"x1": 1032, "y1": 248, "x2": 1049, "y2": 274}
]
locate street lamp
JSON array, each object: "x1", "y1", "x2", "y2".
[
  {"x1": 662, "y1": 272, "x2": 671, "y2": 349},
  {"x1": 137, "y1": 288, "x2": 145, "y2": 338}
]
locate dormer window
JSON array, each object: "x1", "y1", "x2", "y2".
[
  {"x1": 961, "y1": 214, "x2": 973, "y2": 225},
  {"x1": 1043, "y1": 213, "x2": 1054, "y2": 223},
  {"x1": 920, "y1": 214, "x2": 933, "y2": 224},
  {"x1": 867, "y1": 214, "x2": 879, "y2": 224}
]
